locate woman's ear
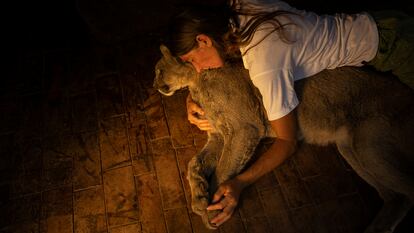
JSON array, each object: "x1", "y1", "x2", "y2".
[{"x1": 196, "y1": 34, "x2": 213, "y2": 47}]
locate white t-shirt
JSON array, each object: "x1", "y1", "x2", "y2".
[{"x1": 237, "y1": 0, "x2": 379, "y2": 120}]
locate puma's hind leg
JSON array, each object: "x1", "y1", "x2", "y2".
[{"x1": 187, "y1": 133, "x2": 223, "y2": 229}]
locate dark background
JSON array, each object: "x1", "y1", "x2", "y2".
[{"x1": 4, "y1": 0, "x2": 414, "y2": 51}]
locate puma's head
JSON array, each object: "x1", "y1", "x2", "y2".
[{"x1": 153, "y1": 44, "x2": 196, "y2": 96}]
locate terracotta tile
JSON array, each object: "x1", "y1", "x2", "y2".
[
  {"x1": 103, "y1": 166, "x2": 138, "y2": 227},
  {"x1": 316, "y1": 145, "x2": 345, "y2": 175},
  {"x1": 127, "y1": 109, "x2": 147, "y2": 130},
  {"x1": 0, "y1": 103, "x2": 21, "y2": 134},
  {"x1": 234, "y1": 186, "x2": 272, "y2": 232},
  {"x1": 1, "y1": 222, "x2": 40, "y2": 233},
  {"x1": 42, "y1": 166, "x2": 73, "y2": 190},
  {"x1": 43, "y1": 98, "x2": 72, "y2": 136},
  {"x1": 305, "y1": 175, "x2": 337, "y2": 204},
  {"x1": 96, "y1": 74, "x2": 125, "y2": 119},
  {"x1": 305, "y1": 170, "x2": 357, "y2": 204},
  {"x1": 41, "y1": 186, "x2": 73, "y2": 215},
  {"x1": 126, "y1": 109, "x2": 147, "y2": 130},
  {"x1": 218, "y1": 211, "x2": 246, "y2": 233},
  {"x1": 99, "y1": 116, "x2": 131, "y2": 171},
  {"x1": 40, "y1": 186, "x2": 73, "y2": 233},
  {"x1": 135, "y1": 173, "x2": 167, "y2": 233},
  {"x1": 331, "y1": 171, "x2": 357, "y2": 197},
  {"x1": 10, "y1": 137, "x2": 43, "y2": 196},
  {"x1": 1, "y1": 194, "x2": 41, "y2": 229},
  {"x1": 316, "y1": 200, "x2": 349, "y2": 233},
  {"x1": 18, "y1": 137, "x2": 43, "y2": 172},
  {"x1": 243, "y1": 216, "x2": 271, "y2": 233},
  {"x1": 110, "y1": 223, "x2": 142, "y2": 233},
  {"x1": 338, "y1": 194, "x2": 369, "y2": 233},
  {"x1": 293, "y1": 143, "x2": 322, "y2": 178},
  {"x1": 143, "y1": 89, "x2": 169, "y2": 140},
  {"x1": 188, "y1": 211, "x2": 217, "y2": 233},
  {"x1": 151, "y1": 138, "x2": 186, "y2": 209},
  {"x1": 10, "y1": 169, "x2": 42, "y2": 196},
  {"x1": 239, "y1": 186, "x2": 266, "y2": 219},
  {"x1": 164, "y1": 207, "x2": 192, "y2": 233},
  {"x1": 119, "y1": 73, "x2": 145, "y2": 122},
  {"x1": 290, "y1": 205, "x2": 329, "y2": 233},
  {"x1": 315, "y1": 150, "x2": 357, "y2": 197},
  {"x1": 175, "y1": 146, "x2": 198, "y2": 207},
  {"x1": 350, "y1": 172, "x2": 382, "y2": 218},
  {"x1": 259, "y1": 186, "x2": 289, "y2": 217},
  {"x1": 280, "y1": 183, "x2": 312, "y2": 209},
  {"x1": 269, "y1": 211, "x2": 297, "y2": 233},
  {"x1": 130, "y1": 124, "x2": 155, "y2": 176},
  {"x1": 0, "y1": 135, "x2": 20, "y2": 183},
  {"x1": 42, "y1": 135, "x2": 73, "y2": 170},
  {"x1": 254, "y1": 172, "x2": 279, "y2": 191},
  {"x1": 18, "y1": 94, "x2": 44, "y2": 137},
  {"x1": 42, "y1": 135, "x2": 73, "y2": 189},
  {"x1": 67, "y1": 51, "x2": 95, "y2": 95},
  {"x1": 74, "y1": 186, "x2": 107, "y2": 233},
  {"x1": 274, "y1": 159, "x2": 302, "y2": 186},
  {"x1": 71, "y1": 132, "x2": 102, "y2": 190},
  {"x1": 162, "y1": 90, "x2": 193, "y2": 148},
  {"x1": 71, "y1": 91, "x2": 99, "y2": 133}
]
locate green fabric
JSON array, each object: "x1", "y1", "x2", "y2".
[{"x1": 368, "y1": 10, "x2": 414, "y2": 89}]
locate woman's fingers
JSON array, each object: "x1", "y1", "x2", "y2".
[
  {"x1": 187, "y1": 113, "x2": 212, "y2": 130},
  {"x1": 206, "y1": 201, "x2": 224, "y2": 211},
  {"x1": 206, "y1": 182, "x2": 240, "y2": 227},
  {"x1": 209, "y1": 202, "x2": 236, "y2": 226},
  {"x1": 186, "y1": 96, "x2": 213, "y2": 131},
  {"x1": 190, "y1": 102, "x2": 205, "y2": 116},
  {"x1": 210, "y1": 185, "x2": 226, "y2": 205},
  {"x1": 197, "y1": 122, "x2": 214, "y2": 131}
]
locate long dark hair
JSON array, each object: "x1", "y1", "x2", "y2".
[{"x1": 165, "y1": 0, "x2": 296, "y2": 60}]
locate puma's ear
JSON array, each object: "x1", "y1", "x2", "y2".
[
  {"x1": 155, "y1": 68, "x2": 161, "y2": 77},
  {"x1": 160, "y1": 44, "x2": 172, "y2": 58}
]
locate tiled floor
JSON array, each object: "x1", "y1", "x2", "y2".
[{"x1": 1, "y1": 12, "x2": 413, "y2": 233}]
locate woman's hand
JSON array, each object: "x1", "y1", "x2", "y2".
[
  {"x1": 206, "y1": 178, "x2": 246, "y2": 227},
  {"x1": 186, "y1": 94, "x2": 213, "y2": 131}
]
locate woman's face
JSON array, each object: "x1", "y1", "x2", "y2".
[{"x1": 179, "y1": 34, "x2": 224, "y2": 73}]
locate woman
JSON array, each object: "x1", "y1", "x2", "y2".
[{"x1": 165, "y1": 0, "x2": 414, "y2": 227}]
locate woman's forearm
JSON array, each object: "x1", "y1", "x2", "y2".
[
  {"x1": 236, "y1": 111, "x2": 298, "y2": 188},
  {"x1": 235, "y1": 138, "x2": 297, "y2": 188}
]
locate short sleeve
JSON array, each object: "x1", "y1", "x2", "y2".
[{"x1": 250, "y1": 69, "x2": 299, "y2": 121}]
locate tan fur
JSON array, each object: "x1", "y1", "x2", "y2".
[{"x1": 154, "y1": 45, "x2": 414, "y2": 232}]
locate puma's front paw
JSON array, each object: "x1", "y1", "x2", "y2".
[
  {"x1": 191, "y1": 194, "x2": 208, "y2": 216},
  {"x1": 201, "y1": 210, "x2": 220, "y2": 230},
  {"x1": 188, "y1": 160, "x2": 209, "y2": 214}
]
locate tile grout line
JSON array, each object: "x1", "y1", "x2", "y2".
[
  {"x1": 148, "y1": 138, "x2": 170, "y2": 233},
  {"x1": 95, "y1": 87, "x2": 111, "y2": 233}
]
